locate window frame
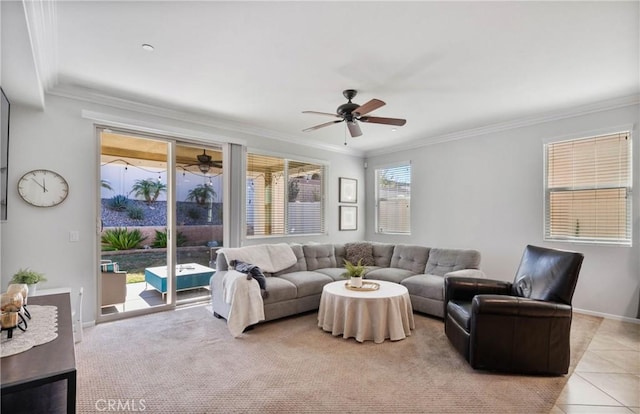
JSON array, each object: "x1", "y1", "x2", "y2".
[
  {"x1": 245, "y1": 150, "x2": 327, "y2": 238},
  {"x1": 543, "y1": 128, "x2": 633, "y2": 246},
  {"x1": 374, "y1": 161, "x2": 412, "y2": 235}
]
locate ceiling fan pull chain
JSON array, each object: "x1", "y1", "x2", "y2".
[{"x1": 344, "y1": 124, "x2": 348, "y2": 146}]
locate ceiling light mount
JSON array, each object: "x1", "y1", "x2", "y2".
[{"x1": 141, "y1": 43, "x2": 155, "y2": 52}]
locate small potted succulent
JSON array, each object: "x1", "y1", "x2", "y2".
[
  {"x1": 10, "y1": 268, "x2": 47, "y2": 295},
  {"x1": 342, "y1": 259, "x2": 366, "y2": 288}
]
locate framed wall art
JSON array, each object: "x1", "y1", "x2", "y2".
[
  {"x1": 339, "y1": 177, "x2": 357, "y2": 203},
  {"x1": 339, "y1": 205, "x2": 357, "y2": 231}
]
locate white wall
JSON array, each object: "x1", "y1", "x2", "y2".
[
  {"x1": 4, "y1": 92, "x2": 636, "y2": 321},
  {"x1": 0, "y1": 94, "x2": 366, "y2": 323},
  {"x1": 366, "y1": 103, "x2": 640, "y2": 320}
]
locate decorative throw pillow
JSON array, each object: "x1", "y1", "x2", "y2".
[
  {"x1": 100, "y1": 261, "x2": 119, "y2": 272},
  {"x1": 345, "y1": 242, "x2": 375, "y2": 266}
]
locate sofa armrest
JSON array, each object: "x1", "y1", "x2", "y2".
[
  {"x1": 445, "y1": 276, "x2": 511, "y2": 304},
  {"x1": 444, "y1": 269, "x2": 486, "y2": 279},
  {"x1": 216, "y1": 251, "x2": 230, "y2": 271},
  {"x1": 472, "y1": 295, "x2": 572, "y2": 318},
  {"x1": 210, "y1": 270, "x2": 231, "y2": 319}
]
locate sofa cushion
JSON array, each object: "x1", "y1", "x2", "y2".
[
  {"x1": 401, "y1": 274, "x2": 445, "y2": 301},
  {"x1": 345, "y1": 242, "x2": 375, "y2": 266},
  {"x1": 277, "y1": 271, "x2": 334, "y2": 298},
  {"x1": 273, "y1": 244, "x2": 307, "y2": 276},
  {"x1": 390, "y1": 245, "x2": 430, "y2": 273},
  {"x1": 262, "y1": 277, "x2": 298, "y2": 305},
  {"x1": 372, "y1": 243, "x2": 394, "y2": 267},
  {"x1": 365, "y1": 267, "x2": 416, "y2": 284},
  {"x1": 303, "y1": 244, "x2": 337, "y2": 270},
  {"x1": 314, "y1": 267, "x2": 347, "y2": 281},
  {"x1": 426, "y1": 249, "x2": 481, "y2": 276}
]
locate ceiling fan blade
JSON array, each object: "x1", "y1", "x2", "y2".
[
  {"x1": 353, "y1": 99, "x2": 385, "y2": 116},
  {"x1": 359, "y1": 116, "x2": 407, "y2": 126},
  {"x1": 347, "y1": 121, "x2": 362, "y2": 137},
  {"x1": 302, "y1": 111, "x2": 341, "y2": 118},
  {"x1": 303, "y1": 119, "x2": 343, "y2": 132}
]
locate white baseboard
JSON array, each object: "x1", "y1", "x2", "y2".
[{"x1": 574, "y1": 307, "x2": 640, "y2": 325}]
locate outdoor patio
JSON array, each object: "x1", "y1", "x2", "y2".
[{"x1": 100, "y1": 281, "x2": 211, "y2": 315}]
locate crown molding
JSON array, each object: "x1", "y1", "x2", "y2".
[
  {"x1": 22, "y1": 0, "x2": 58, "y2": 92},
  {"x1": 365, "y1": 94, "x2": 640, "y2": 158},
  {"x1": 47, "y1": 84, "x2": 365, "y2": 157}
]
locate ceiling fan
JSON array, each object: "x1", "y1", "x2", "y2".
[
  {"x1": 184, "y1": 150, "x2": 222, "y2": 174},
  {"x1": 302, "y1": 89, "x2": 406, "y2": 138}
]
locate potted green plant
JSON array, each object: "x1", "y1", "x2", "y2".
[
  {"x1": 10, "y1": 268, "x2": 47, "y2": 295},
  {"x1": 342, "y1": 259, "x2": 366, "y2": 288}
]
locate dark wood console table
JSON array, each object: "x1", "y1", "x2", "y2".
[{"x1": 1, "y1": 293, "x2": 76, "y2": 414}]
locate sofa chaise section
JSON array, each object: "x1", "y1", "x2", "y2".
[{"x1": 401, "y1": 248, "x2": 483, "y2": 317}]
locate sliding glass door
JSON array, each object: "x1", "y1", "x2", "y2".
[
  {"x1": 174, "y1": 143, "x2": 223, "y2": 305},
  {"x1": 99, "y1": 130, "x2": 171, "y2": 319},
  {"x1": 97, "y1": 128, "x2": 224, "y2": 321}
]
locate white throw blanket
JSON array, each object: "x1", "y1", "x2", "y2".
[
  {"x1": 222, "y1": 270, "x2": 265, "y2": 337},
  {"x1": 221, "y1": 243, "x2": 296, "y2": 273}
]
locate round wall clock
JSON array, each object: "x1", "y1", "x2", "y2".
[{"x1": 17, "y1": 169, "x2": 69, "y2": 207}]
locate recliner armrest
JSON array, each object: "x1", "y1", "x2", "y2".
[
  {"x1": 472, "y1": 294, "x2": 572, "y2": 317},
  {"x1": 445, "y1": 276, "x2": 511, "y2": 303},
  {"x1": 444, "y1": 269, "x2": 486, "y2": 279}
]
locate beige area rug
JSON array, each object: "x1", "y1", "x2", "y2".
[{"x1": 76, "y1": 306, "x2": 601, "y2": 413}]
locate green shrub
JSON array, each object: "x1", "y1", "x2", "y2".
[
  {"x1": 151, "y1": 229, "x2": 187, "y2": 248},
  {"x1": 101, "y1": 228, "x2": 147, "y2": 251},
  {"x1": 186, "y1": 207, "x2": 202, "y2": 220},
  {"x1": 127, "y1": 205, "x2": 145, "y2": 220},
  {"x1": 108, "y1": 195, "x2": 129, "y2": 211}
]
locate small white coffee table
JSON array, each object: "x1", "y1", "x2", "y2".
[{"x1": 318, "y1": 279, "x2": 414, "y2": 343}]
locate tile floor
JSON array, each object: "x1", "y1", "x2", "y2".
[{"x1": 551, "y1": 316, "x2": 640, "y2": 413}]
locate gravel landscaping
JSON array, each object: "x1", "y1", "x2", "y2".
[{"x1": 101, "y1": 199, "x2": 222, "y2": 227}]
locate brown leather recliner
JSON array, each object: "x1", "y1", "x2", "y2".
[{"x1": 444, "y1": 245, "x2": 584, "y2": 375}]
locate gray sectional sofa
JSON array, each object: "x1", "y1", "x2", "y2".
[{"x1": 210, "y1": 242, "x2": 484, "y2": 324}]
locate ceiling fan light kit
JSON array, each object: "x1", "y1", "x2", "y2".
[
  {"x1": 181, "y1": 150, "x2": 222, "y2": 175},
  {"x1": 303, "y1": 89, "x2": 406, "y2": 139}
]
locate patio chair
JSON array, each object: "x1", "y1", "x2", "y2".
[{"x1": 100, "y1": 260, "x2": 127, "y2": 309}]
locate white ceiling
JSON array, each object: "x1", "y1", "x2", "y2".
[{"x1": 2, "y1": 1, "x2": 639, "y2": 154}]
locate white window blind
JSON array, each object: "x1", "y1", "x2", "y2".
[
  {"x1": 246, "y1": 153, "x2": 325, "y2": 236},
  {"x1": 375, "y1": 163, "x2": 411, "y2": 234},
  {"x1": 545, "y1": 131, "x2": 631, "y2": 245}
]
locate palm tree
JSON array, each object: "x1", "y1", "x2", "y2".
[
  {"x1": 186, "y1": 184, "x2": 216, "y2": 205},
  {"x1": 101, "y1": 179, "x2": 113, "y2": 191},
  {"x1": 130, "y1": 178, "x2": 167, "y2": 204}
]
